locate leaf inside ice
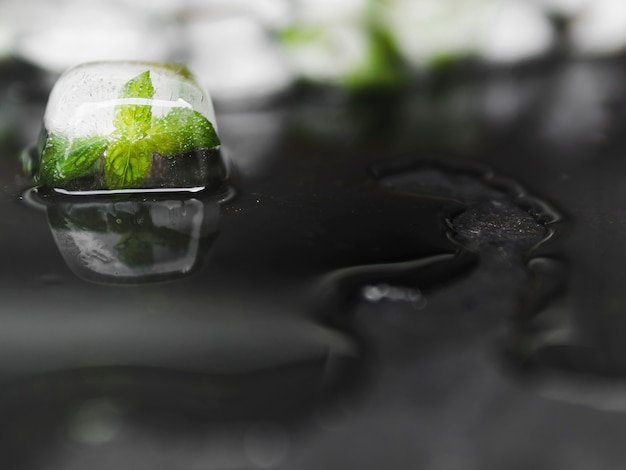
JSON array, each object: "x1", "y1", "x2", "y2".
[
  {"x1": 147, "y1": 107, "x2": 220, "y2": 157},
  {"x1": 114, "y1": 70, "x2": 154, "y2": 140},
  {"x1": 104, "y1": 138, "x2": 153, "y2": 189},
  {"x1": 39, "y1": 134, "x2": 109, "y2": 185}
]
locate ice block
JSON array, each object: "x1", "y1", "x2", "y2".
[{"x1": 36, "y1": 61, "x2": 226, "y2": 195}]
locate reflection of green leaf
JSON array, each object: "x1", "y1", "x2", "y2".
[
  {"x1": 114, "y1": 70, "x2": 154, "y2": 139},
  {"x1": 147, "y1": 107, "x2": 220, "y2": 156},
  {"x1": 39, "y1": 134, "x2": 109, "y2": 185},
  {"x1": 113, "y1": 227, "x2": 190, "y2": 267},
  {"x1": 105, "y1": 138, "x2": 153, "y2": 189},
  {"x1": 141, "y1": 226, "x2": 190, "y2": 254},
  {"x1": 114, "y1": 234, "x2": 153, "y2": 266}
]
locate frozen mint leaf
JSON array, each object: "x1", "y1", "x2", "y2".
[
  {"x1": 38, "y1": 133, "x2": 70, "y2": 185},
  {"x1": 147, "y1": 107, "x2": 220, "y2": 157},
  {"x1": 104, "y1": 138, "x2": 153, "y2": 189},
  {"x1": 56, "y1": 136, "x2": 109, "y2": 182},
  {"x1": 114, "y1": 70, "x2": 154, "y2": 140},
  {"x1": 159, "y1": 63, "x2": 195, "y2": 81},
  {"x1": 39, "y1": 134, "x2": 108, "y2": 185},
  {"x1": 122, "y1": 70, "x2": 155, "y2": 99}
]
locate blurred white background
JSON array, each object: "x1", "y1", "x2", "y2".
[{"x1": 1, "y1": 0, "x2": 626, "y2": 101}]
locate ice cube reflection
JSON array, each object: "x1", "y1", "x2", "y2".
[{"x1": 45, "y1": 197, "x2": 219, "y2": 284}]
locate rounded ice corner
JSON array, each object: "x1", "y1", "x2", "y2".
[{"x1": 34, "y1": 61, "x2": 228, "y2": 196}]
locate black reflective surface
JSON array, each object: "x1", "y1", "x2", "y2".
[{"x1": 3, "y1": 57, "x2": 626, "y2": 469}]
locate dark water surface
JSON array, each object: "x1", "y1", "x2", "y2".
[{"x1": 2, "y1": 58, "x2": 626, "y2": 469}]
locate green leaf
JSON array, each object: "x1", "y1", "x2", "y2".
[
  {"x1": 345, "y1": 22, "x2": 408, "y2": 89},
  {"x1": 39, "y1": 134, "x2": 109, "y2": 185},
  {"x1": 39, "y1": 133, "x2": 70, "y2": 185},
  {"x1": 57, "y1": 137, "x2": 109, "y2": 182},
  {"x1": 122, "y1": 70, "x2": 155, "y2": 99},
  {"x1": 147, "y1": 107, "x2": 220, "y2": 156},
  {"x1": 104, "y1": 138, "x2": 153, "y2": 189},
  {"x1": 158, "y1": 63, "x2": 195, "y2": 81},
  {"x1": 114, "y1": 70, "x2": 155, "y2": 139},
  {"x1": 279, "y1": 26, "x2": 324, "y2": 45}
]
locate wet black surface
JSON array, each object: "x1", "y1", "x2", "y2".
[{"x1": 3, "y1": 57, "x2": 626, "y2": 468}]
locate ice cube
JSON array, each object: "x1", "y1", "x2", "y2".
[{"x1": 37, "y1": 61, "x2": 226, "y2": 195}]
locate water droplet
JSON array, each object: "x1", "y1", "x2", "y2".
[{"x1": 361, "y1": 283, "x2": 426, "y2": 309}]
